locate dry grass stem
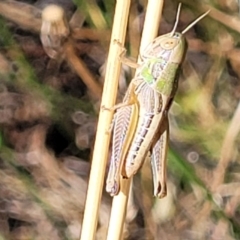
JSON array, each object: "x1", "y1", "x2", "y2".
[
  {"x1": 107, "y1": 0, "x2": 164, "y2": 239},
  {"x1": 64, "y1": 43, "x2": 102, "y2": 100},
  {"x1": 80, "y1": 1, "x2": 132, "y2": 239}
]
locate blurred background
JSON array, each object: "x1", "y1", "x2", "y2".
[{"x1": 1, "y1": 0, "x2": 240, "y2": 239}]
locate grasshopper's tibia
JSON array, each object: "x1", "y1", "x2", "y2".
[{"x1": 151, "y1": 115, "x2": 169, "y2": 198}]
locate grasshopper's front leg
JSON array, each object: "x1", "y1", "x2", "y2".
[
  {"x1": 114, "y1": 39, "x2": 140, "y2": 69},
  {"x1": 150, "y1": 114, "x2": 169, "y2": 198}
]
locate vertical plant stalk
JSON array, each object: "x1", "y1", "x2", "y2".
[
  {"x1": 107, "y1": 178, "x2": 132, "y2": 240},
  {"x1": 79, "y1": 1, "x2": 131, "y2": 240},
  {"x1": 139, "y1": 0, "x2": 164, "y2": 54},
  {"x1": 106, "y1": 0, "x2": 164, "y2": 240}
]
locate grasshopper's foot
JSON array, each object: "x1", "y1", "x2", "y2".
[
  {"x1": 102, "y1": 103, "x2": 131, "y2": 112},
  {"x1": 113, "y1": 39, "x2": 139, "y2": 68},
  {"x1": 101, "y1": 105, "x2": 115, "y2": 134},
  {"x1": 101, "y1": 105, "x2": 114, "y2": 112},
  {"x1": 113, "y1": 39, "x2": 124, "y2": 47},
  {"x1": 113, "y1": 39, "x2": 127, "y2": 61}
]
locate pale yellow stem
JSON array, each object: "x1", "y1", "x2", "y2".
[
  {"x1": 107, "y1": 178, "x2": 132, "y2": 240},
  {"x1": 139, "y1": 0, "x2": 164, "y2": 54},
  {"x1": 79, "y1": 1, "x2": 131, "y2": 240},
  {"x1": 106, "y1": 0, "x2": 164, "y2": 240}
]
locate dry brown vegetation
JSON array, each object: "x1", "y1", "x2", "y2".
[{"x1": 1, "y1": 0, "x2": 240, "y2": 239}]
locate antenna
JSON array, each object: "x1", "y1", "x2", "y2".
[
  {"x1": 181, "y1": 10, "x2": 210, "y2": 35},
  {"x1": 170, "y1": 3, "x2": 182, "y2": 36}
]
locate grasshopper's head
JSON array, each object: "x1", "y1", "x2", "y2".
[
  {"x1": 141, "y1": 4, "x2": 209, "y2": 65},
  {"x1": 139, "y1": 4, "x2": 209, "y2": 96},
  {"x1": 147, "y1": 31, "x2": 186, "y2": 65}
]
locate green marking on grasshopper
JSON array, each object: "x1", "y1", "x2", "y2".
[{"x1": 141, "y1": 58, "x2": 166, "y2": 84}]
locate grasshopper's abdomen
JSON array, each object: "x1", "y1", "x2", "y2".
[
  {"x1": 123, "y1": 112, "x2": 154, "y2": 177},
  {"x1": 123, "y1": 82, "x2": 166, "y2": 178}
]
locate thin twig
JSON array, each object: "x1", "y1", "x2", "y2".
[{"x1": 64, "y1": 42, "x2": 102, "y2": 100}]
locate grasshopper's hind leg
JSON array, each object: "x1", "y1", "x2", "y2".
[
  {"x1": 106, "y1": 103, "x2": 139, "y2": 196},
  {"x1": 150, "y1": 116, "x2": 169, "y2": 198}
]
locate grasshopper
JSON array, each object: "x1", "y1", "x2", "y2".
[{"x1": 106, "y1": 4, "x2": 209, "y2": 198}]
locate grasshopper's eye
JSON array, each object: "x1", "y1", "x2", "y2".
[{"x1": 160, "y1": 38, "x2": 178, "y2": 50}]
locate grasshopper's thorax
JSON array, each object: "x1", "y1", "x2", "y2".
[{"x1": 139, "y1": 32, "x2": 186, "y2": 96}]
